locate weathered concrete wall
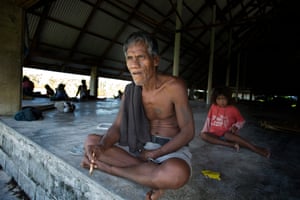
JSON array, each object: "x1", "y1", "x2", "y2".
[
  {"x1": 0, "y1": 0, "x2": 22, "y2": 115},
  {"x1": 0, "y1": 121, "x2": 124, "y2": 200}
]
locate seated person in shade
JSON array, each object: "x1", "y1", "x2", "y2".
[
  {"x1": 199, "y1": 86, "x2": 270, "y2": 158},
  {"x1": 76, "y1": 79, "x2": 89, "y2": 100},
  {"x1": 45, "y1": 84, "x2": 55, "y2": 97},
  {"x1": 22, "y1": 76, "x2": 34, "y2": 96},
  {"x1": 50, "y1": 83, "x2": 69, "y2": 101},
  {"x1": 81, "y1": 31, "x2": 195, "y2": 200},
  {"x1": 114, "y1": 90, "x2": 123, "y2": 99}
]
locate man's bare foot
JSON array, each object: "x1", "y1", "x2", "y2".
[
  {"x1": 94, "y1": 160, "x2": 112, "y2": 173},
  {"x1": 145, "y1": 189, "x2": 164, "y2": 200},
  {"x1": 233, "y1": 143, "x2": 240, "y2": 152}
]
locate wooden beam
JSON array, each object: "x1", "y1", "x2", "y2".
[{"x1": 15, "y1": 0, "x2": 40, "y2": 9}]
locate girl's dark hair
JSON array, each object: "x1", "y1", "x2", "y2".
[
  {"x1": 123, "y1": 31, "x2": 159, "y2": 57},
  {"x1": 211, "y1": 86, "x2": 233, "y2": 105}
]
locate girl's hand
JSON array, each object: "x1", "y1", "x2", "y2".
[{"x1": 230, "y1": 126, "x2": 238, "y2": 134}]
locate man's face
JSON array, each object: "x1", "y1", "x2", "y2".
[{"x1": 125, "y1": 42, "x2": 159, "y2": 86}]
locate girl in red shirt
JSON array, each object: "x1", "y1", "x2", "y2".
[{"x1": 200, "y1": 87, "x2": 270, "y2": 158}]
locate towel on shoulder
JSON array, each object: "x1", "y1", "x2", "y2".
[{"x1": 119, "y1": 82, "x2": 151, "y2": 153}]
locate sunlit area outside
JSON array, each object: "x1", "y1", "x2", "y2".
[{"x1": 23, "y1": 67, "x2": 130, "y2": 98}]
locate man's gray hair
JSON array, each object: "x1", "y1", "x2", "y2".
[{"x1": 123, "y1": 31, "x2": 159, "y2": 57}]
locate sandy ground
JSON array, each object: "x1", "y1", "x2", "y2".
[{"x1": 1, "y1": 99, "x2": 300, "y2": 200}]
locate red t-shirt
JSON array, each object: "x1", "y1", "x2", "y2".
[{"x1": 201, "y1": 104, "x2": 245, "y2": 137}]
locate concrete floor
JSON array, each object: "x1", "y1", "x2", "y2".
[{"x1": 1, "y1": 97, "x2": 300, "y2": 200}]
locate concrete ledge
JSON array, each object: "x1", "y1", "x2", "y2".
[{"x1": 0, "y1": 121, "x2": 124, "y2": 200}]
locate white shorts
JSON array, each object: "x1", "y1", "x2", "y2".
[{"x1": 117, "y1": 142, "x2": 192, "y2": 171}]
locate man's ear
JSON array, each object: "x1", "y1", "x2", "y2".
[{"x1": 153, "y1": 55, "x2": 160, "y2": 67}]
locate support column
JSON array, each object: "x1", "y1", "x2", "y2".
[
  {"x1": 206, "y1": 4, "x2": 216, "y2": 104},
  {"x1": 235, "y1": 52, "x2": 241, "y2": 101},
  {"x1": 172, "y1": 0, "x2": 183, "y2": 76},
  {"x1": 89, "y1": 66, "x2": 98, "y2": 97},
  {"x1": 226, "y1": 29, "x2": 232, "y2": 87},
  {"x1": 0, "y1": 0, "x2": 23, "y2": 115}
]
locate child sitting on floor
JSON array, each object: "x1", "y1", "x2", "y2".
[{"x1": 199, "y1": 86, "x2": 270, "y2": 158}]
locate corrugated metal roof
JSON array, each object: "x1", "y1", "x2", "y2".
[{"x1": 20, "y1": 0, "x2": 300, "y2": 95}]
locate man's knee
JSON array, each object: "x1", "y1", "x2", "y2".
[
  {"x1": 169, "y1": 168, "x2": 190, "y2": 189},
  {"x1": 155, "y1": 159, "x2": 190, "y2": 189},
  {"x1": 84, "y1": 134, "x2": 101, "y2": 145}
]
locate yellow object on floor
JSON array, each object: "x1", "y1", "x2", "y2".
[{"x1": 201, "y1": 170, "x2": 221, "y2": 181}]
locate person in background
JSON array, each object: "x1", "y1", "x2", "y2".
[
  {"x1": 81, "y1": 31, "x2": 195, "y2": 200},
  {"x1": 22, "y1": 76, "x2": 34, "y2": 96},
  {"x1": 114, "y1": 90, "x2": 123, "y2": 99},
  {"x1": 50, "y1": 83, "x2": 69, "y2": 101},
  {"x1": 199, "y1": 86, "x2": 270, "y2": 158},
  {"x1": 45, "y1": 84, "x2": 55, "y2": 97},
  {"x1": 76, "y1": 79, "x2": 89, "y2": 100}
]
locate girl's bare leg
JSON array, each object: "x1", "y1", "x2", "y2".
[
  {"x1": 200, "y1": 132, "x2": 237, "y2": 149},
  {"x1": 224, "y1": 132, "x2": 271, "y2": 158}
]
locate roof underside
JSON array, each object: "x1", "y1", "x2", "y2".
[{"x1": 19, "y1": 0, "x2": 300, "y2": 95}]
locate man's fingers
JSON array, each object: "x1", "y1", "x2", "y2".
[{"x1": 89, "y1": 152, "x2": 96, "y2": 175}]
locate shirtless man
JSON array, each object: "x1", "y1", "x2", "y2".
[{"x1": 81, "y1": 31, "x2": 195, "y2": 200}]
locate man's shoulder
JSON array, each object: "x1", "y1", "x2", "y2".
[
  {"x1": 124, "y1": 82, "x2": 135, "y2": 91},
  {"x1": 160, "y1": 74, "x2": 185, "y2": 87}
]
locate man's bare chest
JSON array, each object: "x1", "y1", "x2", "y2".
[{"x1": 143, "y1": 98, "x2": 174, "y2": 120}]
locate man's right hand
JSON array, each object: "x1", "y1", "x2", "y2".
[{"x1": 86, "y1": 144, "x2": 105, "y2": 163}]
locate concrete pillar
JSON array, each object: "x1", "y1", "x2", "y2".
[
  {"x1": 172, "y1": 0, "x2": 183, "y2": 77},
  {"x1": 235, "y1": 52, "x2": 241, "y2": 101},
  {"x1": 89, "y1": 66, "x2": 98, "y2": 97},
  {"x1": 0, "y1": 0, "x2": 23, "y2": 115},
  {"x1": 206, "y1": 4, "x2": 216, "y2": 104},
  {"x1": 226, "y1": 29, "x2": 232, "y2": 87}
]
